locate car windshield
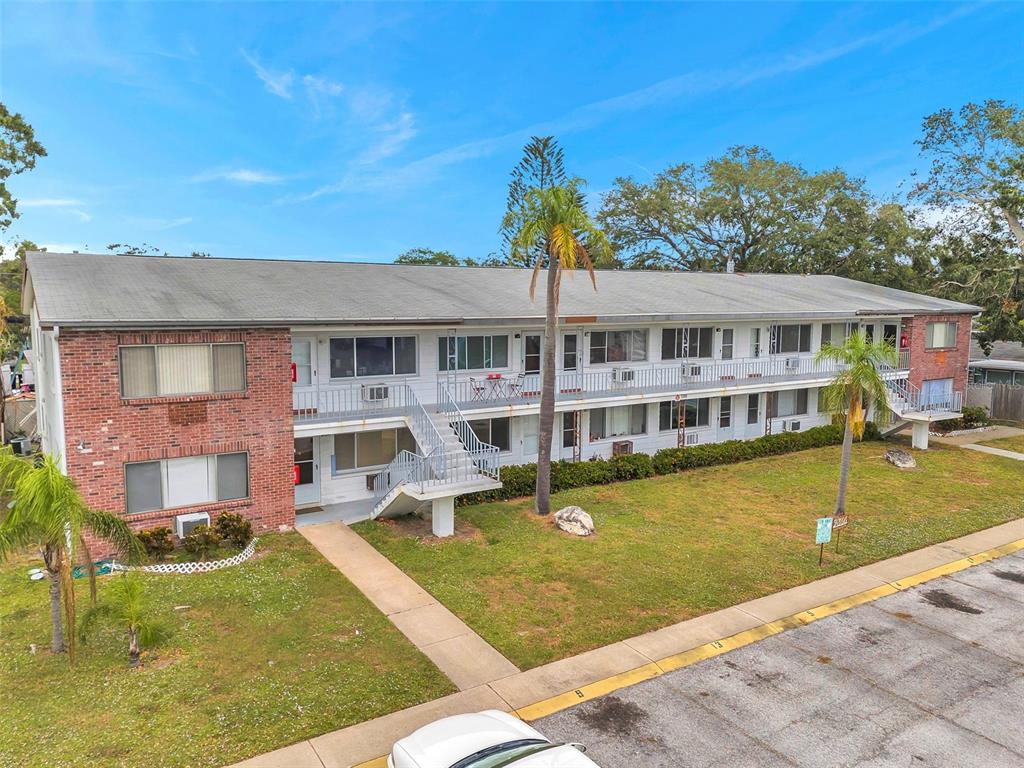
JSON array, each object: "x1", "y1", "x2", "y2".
[{"x1": 450, "y1": 739, "x2": 553, "y2": 768}]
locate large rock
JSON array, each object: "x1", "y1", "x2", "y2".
[
  {"x1": 885, "y1": 448, "x2": 917, "y2": 469},
  {"x1": 554, "y1": 506, "x2": 595, "y2": 536}
]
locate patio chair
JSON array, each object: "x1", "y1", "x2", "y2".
[
  {"x1": 507, "y1": 373, "x2": 526, "y2": 398},
  {"x1": 469, "y1": 377, "x2": 487, "y2": 401}
]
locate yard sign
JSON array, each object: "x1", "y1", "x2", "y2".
[{"x1": 815, "y1": 517, "x2": 833, "y2": 566}]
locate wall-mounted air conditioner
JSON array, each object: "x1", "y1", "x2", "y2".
[
  {"x1": 788, "y1": 420, "x2": 801, "y2": 432},
  {"x1": 612, "y1": 368, "x2": 635, "y2": 383},
  {"x1": 362, "y1": 384, "x2": 389, "y2": 402},
  {"x1": 687, "y1": 364, "x2": 703, "y2": 377},
  {"x1": 175, "y1": 512, "x2": 211, "y2": 538},
  {"x1": 611, "y1": 440, "x2": 634, "y2": 456},
  {"x1": 785, "y1": 358, "x2": 801, "y2": 371},
  {"x1": 685, "y1": 432, "x2": 699, "y2": 446}
]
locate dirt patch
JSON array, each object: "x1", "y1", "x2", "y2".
[
  {"x1": 816, "y1": 655, "x2": 832, "y2": 664},
  {"x1": 992, "y1": 570, "x2": 1024, "y2": 585},
  {"x1": 375, "y1": 515, "x2": 482, "y2": 544},
  {"x1": 920, "y1": 589, "x2": 983, "y2": 615},
  {"x1": 892, "y1": 611, "x2": 914, "y2": 620},
  {"x1": 577, "y1": 695, "x2": 648, "y2": 736}
]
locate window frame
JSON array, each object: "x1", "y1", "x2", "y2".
[
  {"x1": 924, "y1": 321, "x2": 958, "y2": 351},
  {"x1": 661, "y1": 327, "x2": 714, "y2": 361},
  {"x1": 329, "y1": 334, "x2": 419, "y2": 380},
  {"x1": 437, "y1": 334, "x2": 511, "y2": 372},
  {"x1": 123, "y1": 451, "x2": 250, "y2": 515},
  {"x1": 119, "y1": 342, "x2": 247, "y2": 399},
  {"x1": 589, "y1": 329, "x2": 648, "y2": 365},
  {"x1": 659, "y1": 398, "x2": 710, "y2": 431},
  {"x1": 466, "y1": 417, "x2": 512, "y2": 453},
  {"x1": 331, "y1": 428, "x2": 417, "y2": 474},
  {"x1": 769, "y1": 324, "x2": 812, "y2": 355},
  {"x1": 590, "y1": 404, "x2": 647, "y2": 440},
  {"x1": 769, "y1": 388, "x2": 809, "y2": 418}
]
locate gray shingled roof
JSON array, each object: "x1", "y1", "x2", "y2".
[{"x1": 25, "y1": 251, "x2": 980, "y2": 329}]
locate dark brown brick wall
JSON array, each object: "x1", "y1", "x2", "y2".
[{"x1": 59, "y1": 329, "x2": 295, "y2": 554}]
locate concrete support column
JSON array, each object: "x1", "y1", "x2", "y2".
[
  {"x1": 432, "y1": 496, "x2": 455, "y2": 537},
  {"x1": 911, "y1": 420, "x2": 930, "y2": 450}
]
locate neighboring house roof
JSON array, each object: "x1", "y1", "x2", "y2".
[
  {"x1": 970, "y1": 338, "x2": 1024, "y2": 364},
  {"x1": 25, "y1": 251, "x2": 982, "y2": 329},
  {"x1": 969, "y1": 358, "x2": 1024, "y2": 372}
]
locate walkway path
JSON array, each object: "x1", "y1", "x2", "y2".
[
  {"x1": 233, "y1": 517, "x2": 1024, "y2": 768},
  {"x1": 963, "y1": 443, "x2": 1024, "y2": 461},
  {"x1": 298, "y1": 522, "x2": 520, "y2": 691},
  {"x1": 932, "y1": 424, "x2": 1024, "y2": 462}
]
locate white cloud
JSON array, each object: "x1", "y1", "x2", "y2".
[
  {"x1": 21, "y1": 198, "x2": 84, "y2": 207},
  {"x1": 358, "y1": 112, "x2": 418, "y2": 165},
  {"x1": 240, "y1": 49, "x2": 294, "y2": 99},
  {"x1": 304, "y1": 4, "x2": 980, "y2": 198},
  {"x1": 130, "y1": 216, "x2": 192, "y2": 231},
  {"x1": 303, "y1": 74, "x2": 343, "y2": 97},
  {"x1": 190, "y1": 167, "x2": 285, "y2": 185}
]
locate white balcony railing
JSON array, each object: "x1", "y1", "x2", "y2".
[{"x1": 442, "y1": 355, "x2": 852, "y2": 409}]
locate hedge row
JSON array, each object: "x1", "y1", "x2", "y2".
[{"x1": 457, "y1": 422, "x2": 882, "y2": 507}]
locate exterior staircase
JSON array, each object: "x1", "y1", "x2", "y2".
[
  {"x1": 370, "y1": 388, "x2": 501, "y2": 522},
  {"x1": 879, "y1": 363, "x2": 963, "y2": 448}
]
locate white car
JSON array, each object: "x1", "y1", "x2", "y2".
[{"x1": 388, "y1": 709, "x2": 601, "y2": 768}]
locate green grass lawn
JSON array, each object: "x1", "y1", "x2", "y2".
[
  {"x1": 355, "y1": 442, "x2": 1024, "y2": 670},
  {"x1": 978, "y1": 434, "x2": 1024, "y2": 454},
  {"x1": 0, "y1": 532, "x2": 453, "y2": 768}
]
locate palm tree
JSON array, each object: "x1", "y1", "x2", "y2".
[
  {"x1": 79, "y1": 573, "x2": 166, "y2": 668},
  {"x1": 506, "y1": 183, "x2": 611, "y2": 515},
  {"x1": 815, "y1": 331, "x2": 898, "y2": 517},
  {"x1": 0, "y1": 449, "x2": 142, "y2": 662}
]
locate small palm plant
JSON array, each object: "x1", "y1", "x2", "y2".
[
  {"x1": 79, "y1": 573, "x2": 166, "y2": 668},
  {"x1": 816, "y1": 331, "x2": 898, "y2": 518},
  {"x1": 506, "y1": 182, "x2": 611, "y2": 515},
  {"x1": 0, "y1": 449, "x2": 143, "y2": 663}
]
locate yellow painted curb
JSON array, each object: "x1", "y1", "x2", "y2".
[
  {"x1": 514, "y1": 662, "x2": 662, "y2": 721},
  {"x1": 514, "y1": 537, "x2": 1024, "y2": 723},
  {"x1": 352, "y1": 757, "x2": 388, "y2": 768}
]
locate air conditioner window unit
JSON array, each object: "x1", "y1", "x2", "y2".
[
  {"x1": 612, "y1": 368, "x2": 635, "y2": 383},
  {"x1": 789, "y1": 420, "x2": 801, "y2": 432},
  {"x1": 785, "y1": 357, "x2": 801, "y2": 370},
  {"x1": 611, "y1": 440, "x2": 634, "y2": 456},
  {"x1": 175, "y1": 512, "x2": 211, "y2": 538},
  {"x1": 687, "y1": 365, "x2": 702, "y2": 377},
  {"x1": 685, "y1": 432, "x2": 699, "y2": 446},
  {"x1": 362, "y1": 384, "x2": 389, "y2": 402}
]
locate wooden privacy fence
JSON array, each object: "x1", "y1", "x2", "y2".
[{"x1": 968, "y1": 383, "x2": 1024, "y2": 424}]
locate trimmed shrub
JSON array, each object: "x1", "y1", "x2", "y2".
[
  {"x1": 214, "y1": 512, "x2": 253, "y2": 549},
  {"x1": 457, "y1": 421, "x2": 881, "y2": 507},
  {"x1": 935, "y1": 405, "x2": 990, "y2": 433},
  {"x1": 136, "y1": 527, "x2": 174, "y2": 562},
  {"x1": 181, "y1": 524, "x2": 222, "y2": 561}
]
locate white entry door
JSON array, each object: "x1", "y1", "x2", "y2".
[
  {"x1": 294, "y1": 437, "x2": 320, "y2": 507},
  {"x1": 717, "y1": 396, "x2": 736, "y2": 441},
  {"x1": 292, "y1": 336, "x2": 317, "y2": 412},
  {"x1": 742, "y1": 393, "x2": 763, "y2": 439}
]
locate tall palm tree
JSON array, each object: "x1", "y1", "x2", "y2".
[
  {"x1": 0, "y1": 449, "x2": 142, "y2": 662},
  {"x1": 506, "y1": 183, "x2": 611, "y2": 515},
  {"x1": 815, "y1": 331, "x2": 898, "y2": 517}
]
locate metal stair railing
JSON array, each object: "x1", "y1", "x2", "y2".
[{"x1": 438, "y1": 386, "x2": 500, "y2": 481}]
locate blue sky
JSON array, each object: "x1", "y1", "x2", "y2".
[{"x1": 1, "y1": 2, "x2": 1021, "y2": 262}]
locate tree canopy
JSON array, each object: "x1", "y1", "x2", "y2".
[{"x1": 0, "y1": 103, "x2": 47, "y2": 231}]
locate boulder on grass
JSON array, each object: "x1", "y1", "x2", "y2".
[
  {"x1": 554, "y1": 506, "x2": 595, "y2": 536},
  {"x1": 885, "y1": 448, "x2": 917, "y2": 469}
]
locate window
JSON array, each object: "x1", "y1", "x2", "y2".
[
  {"x1": 467, "y1": 417, "x2": 511, "y2": 452},
  {"x1": 747, "y1": 393, "x2": 759, "y2": 425},
  {"x1": 438, "y1": 335, "x2": 509, "y2": 371},
  {"x1": 562, "y1": 411, "x2": 580, "y2": 449},
  {"x1": 661, "y1": 327, "x2": 713, "y2": 360},
  {"x1": 750, "y1": 328, "x2": 762, "y2": 358},
  {"x1": 769, "y1": 325, "x2": 811, "y2": 355},
  {"x1": 864, "y1": 325, "x2": 875, "y2": 343},
  {"x1": 721, "y1": 329, "x2": 734, "y2": 360},
  {"x1": 562, "y1": 333, "x2": 578, "y2": 371},
  {"x1": 719, "y1": 397, "x2": 732, "y2": 428},
  {"x1": 330, "y1": 336, "x2": 417, "y2": 378},
  {"x1": 925, "y1": 321, "x2": 958, "y2": 350},
  {"x1": 333, "y1": 428, "x2": 416, "y2": 472},
  {"x1": 659, "y1": 398, "x2": 710, "y2": 430},
  {"x1": 768, "y1": 389, "x2": 809, "y2": 418},
  {"x1": 125, "y1": 452, "x2": 248, "y2": 514},
  {"x1": 120, "y1": 343, "x2": 246, "y2": 398},
  {"x1": 591, "y1": 404, "x2": 647, "y2": 439},
  {"x1": 590, "y1": 330, "x2": 648, "y2": 364},
  {"x1": 821, "y1": 322, "x2": 852, "y2": 347},
  {"x1": 524, "y1": 334, "x2": 542, "y2": 375}
]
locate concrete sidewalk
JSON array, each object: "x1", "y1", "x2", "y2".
[
  {"x1": 931, "y1": 424, "x2": 1024, "y2": 447},
  {"x1": 298, "y1": 522, "x2": 520, "y2": 691},
  {"x1": 963, "y1": 443, "x2": 1024, "y2": 462},
  {"x1": 232, "y1": 516, "x2": 1024, "y2": 768}
]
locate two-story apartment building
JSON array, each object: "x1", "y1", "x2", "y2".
[{"x1": 23, "y1": 252, "x2": 977, "y2": 543}]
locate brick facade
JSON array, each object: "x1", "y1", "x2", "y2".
[
  {"x1": 59, "y1": 329, "x2": 295, "y2": 554},
  {"x1": 903, "y1": 313, "x2": 973, "y2": 395}
]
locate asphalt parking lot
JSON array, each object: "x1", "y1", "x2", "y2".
[{"x1": 538, "y1": 551, "x2": 1024, "y2": 767}]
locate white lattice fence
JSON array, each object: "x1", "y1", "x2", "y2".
[{"x1": 111, "y1": 538, "x2": 259, "y2": 575}]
